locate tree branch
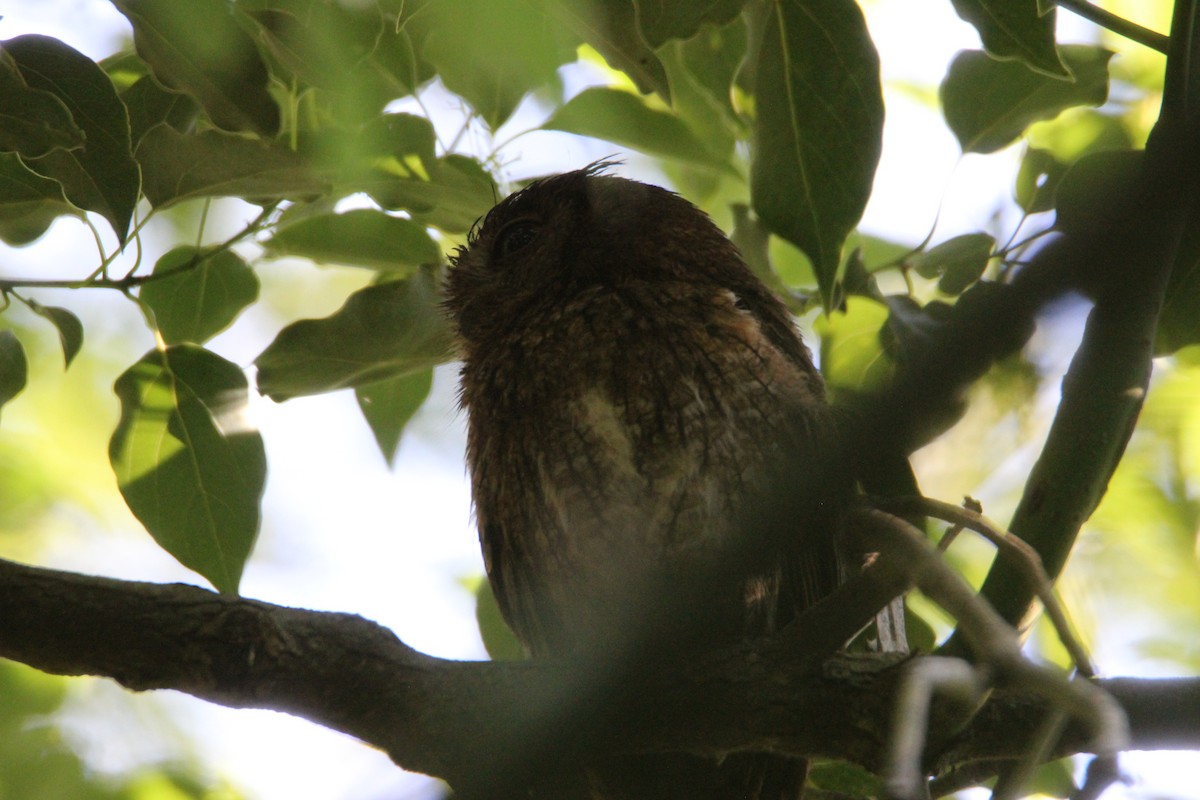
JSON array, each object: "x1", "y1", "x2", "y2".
[
  {"x1": 1055, "y1": 1, "x2": 1170, "y2": 53},
  {"x1": 934, "y1": 31, "x2": 1200, "y2": 650},
  {"x1": 1, "y1": 556, "x2": 1196, "y2": 794}
]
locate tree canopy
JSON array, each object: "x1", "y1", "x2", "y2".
[{"x1": 0, "y1": 1, "x2": 1198, "y2": 798}]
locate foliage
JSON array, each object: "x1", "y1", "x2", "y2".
[{"x1": 0, "y1": 0, "x2": 1196, "y2": 797}]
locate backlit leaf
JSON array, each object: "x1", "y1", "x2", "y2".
[
  {"x1": 941, "y1": 45, "x2": 1112, "y2": 154},
  {"x1": 136, "y1": 125, "x2": 327, "y2": 207},
  {"x1": 950, "y1": 0, "x2": 1067, "y2": 77},
  {"x1": 1015, "y1": 147, "x2": 1067, "y2": 213},
  {"x1": 26, "y1": 301, "x2": 83, "y2": 368},
  {"x1": 139, "y1": 246, "x2": 260, "y2": 344},
  {"x1": 634, "y1": 0, "x2": 746, "y2": 48},
  {"x1": 910, "y1": 233, "x2": 995, "y2": 295},
  {"x1": 474, "y1": 578, "x2": 525, "y2": 661},
  {"x1": 0, "y1": 152, "x2": 73, "y2": 246},
  {"x1": 4, "y1": 35, "x2": 140, "y2": 243},
  {"x1": 542, "y1": 87, "x2": 730, "y2": 171},
  {"x1": 255, "y1": 268, "x2": 453, "y2": 401},
  {"x1": 247, "y1": 0, "x2": 400, "y2": 123},
  {"x1": 678, "y1": 15, "x2": 746, "y2": 120},
  {"x1": 355, "y1": 368, "x2": 433, "y2": 466},
  {"x1": 413, "y1": 0, "x2": 577, "y2": 128},
  {"x1": 362, "y1": 153, "x2": 497, "y2": 233},
  {"x1": 815, "y1": 296, "x2": 893, "y2": 395},
  {"x1": 109, "y1": 345, "x2": 265, "y2": 594},
  {"x1": 750, "y1": 0, "x2": 883, "y2": 308},
  {"x1": 122, "y1": 74, "x2": 200, "y2": 148},
  {"x1": 264, "y1": 209, "x2": 440, "y2": 271},
  {"x1": 0, "y1": 47, "x2": 85, "y2": 157},
  {"x1": 110, "y1": 0, "x2": 280, "y2": 136},
  {"x1": 540, "y1": 0, "x2": 670, "y2": 100}
]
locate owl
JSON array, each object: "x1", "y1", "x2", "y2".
[{"x1": 445, "y1": 164, "x2": 848, "y2": 799}]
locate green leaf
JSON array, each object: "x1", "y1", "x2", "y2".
[
  {"x1": 882, "y1": 296, "x2": 956, "y2": 361},
  {"x1": 814, "y1": 296, "x2": 893, "y2": 395},
  {"x1": 264, "y1": 209, "x2": 440, "y2": 271},
  {"x1": 363, "y1": 153, "x2": 497, "y2": 233},
  {"x1": 1025, "y1": 107, "x2": 1133, "y2": 163},
  {"x1": 729, "y1": 204, "x2": 806, "y2": 310},
  {"x1": 634, "y1": 0, "x2": 746, "y2": 48},
  {"x1": 355, "y1": 368, "x2": 433, "y2": 466},
  {"x1": 255, "y1": 268, "x2": 453, "y2": 401},
  {"x1": 110, "y1": 0, "x2": 280, "y2": 136},
  {"x1": 0, "y1": 151, "x2": 68, "y2": 207},
  {"x1": 246, "y1": 0, "x2": 381, "y2": 90},
  {"x1": 950, "y1": 0, "x2": 1067, "y2": 77},
  {"x1": 940, "y1": 45, "x2": 1113, "y2": 154},
  {"x1": 473, "y1": 578, "x2": 525, "y2": 661},
  {"x1": 246, "y1": 0, "x2": 399, "y2": 123},
  {"x1": 100, "y1": 49, "x2": 152, "y2": 91},
  {"x1": 109, "y1": 344, "x2": 266, "y2": 594},
  {"x1": 1159, "y1": 256, "x2": 1200, "y2": 355},
  {"x1": 1014, "y1": 146, "x2": 1067, "y2": 213},
  {"x1": 847, "y1": 231, "x2": 914, "y2": 272},
  {"x1": 0, "y1": 152, "x2": 73, "y2": 246},
  {"x1": 0, "y1": 330, "x2": 28, "y2": 415},
  {"x1": 26, "y1": 301, "x2": 83, "y2": 368},
  {"x1": 542, "y1": 87, "x2": 730, "y2": 171},
  {"x1": 750, "y1": 0, "x2": 883, "y2": 308},
  {"x1": 910, "y1": 233, "x2": 995, "y2": 295},
  {"x1": 807, "y1": 761, "x2": 884, "y2": 796},
  {"x1": 904, "y1": 604, "x2": 938, "y2": 653},
  {"x1": 139, "y1": 246, "x2": 260, "y2": 344},
  {"x1": 539, "y1": 0, "x2": 671, "y2": 100},
  {"x1": 357, "y1": 113, "x2": 439, "y2": 177},
  {"x1": 122, "y1": 74, "x2": 200, "y2": 148},
  {"x1": 1030, "y1": 757, "x2": 1078, "y2": 797},
  {"x1": 678, "y1": 15, "x2": 746, "y2": 121},
  {"x1": 4, "y1": 35, "x2": 140, "y2": 244},
  {"x1": 1053, "y1": 149, "x2": 1142, "y2": 236},
  {"x1": 0, "y1": 47, "x2": 86, "y2": 158},
  {"x1": 136, "y1": 125, "x2": 328, "y2": 207},
  {"x1": 413, "y1": 0, "x2": 577, "y2": 129},
  {"x1": 0, "y1": 203, "x2": 67, "y2": 246}
]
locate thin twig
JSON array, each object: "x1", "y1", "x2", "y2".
[
  {"x1": 872, "y1": 495, "x2": 1095, "y2": 678},
  {"x1": 850, "y1": 508, "x2": 1128, "y2": 800},
  {"x1": 935, "y1": 496, "x2": 981, "y2": 553},
  {"x1": 1055, "y1": 0, "x2": 1170, "y2": 54},
  {"x1": 0, "y1": 204, "x2": 278, "y2": 293}
]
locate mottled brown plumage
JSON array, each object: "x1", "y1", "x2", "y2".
[{"x1": 445, "y1": 165, "x2": 847, "y2": 799}]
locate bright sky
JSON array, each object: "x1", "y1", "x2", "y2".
[{"x1": 0, "y1": 1, "x2": 1196, "y2": 799}]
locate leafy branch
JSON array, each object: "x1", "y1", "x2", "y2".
[{"x1": 0, "y1": 203, "x2": 277, "y2": 293}]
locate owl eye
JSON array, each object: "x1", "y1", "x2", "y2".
[{"x1": 494, "y1": 220, "x2": 540, "y2": 259}]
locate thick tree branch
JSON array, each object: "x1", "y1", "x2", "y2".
[
  {"x1": 1, "y1": 556, "x2": 1197, "y2": 794},
  {"x1": 962, "y1": 4, "x2": 1200, "y2": 642}
]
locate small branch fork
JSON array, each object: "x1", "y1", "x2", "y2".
[{"x1": 850, "y1": 499, "x2": 1127, "y2": 800}]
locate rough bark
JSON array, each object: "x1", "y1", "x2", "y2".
[{"x1": 1, "y1": 556, "x2": 1197, "y2": 796}]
